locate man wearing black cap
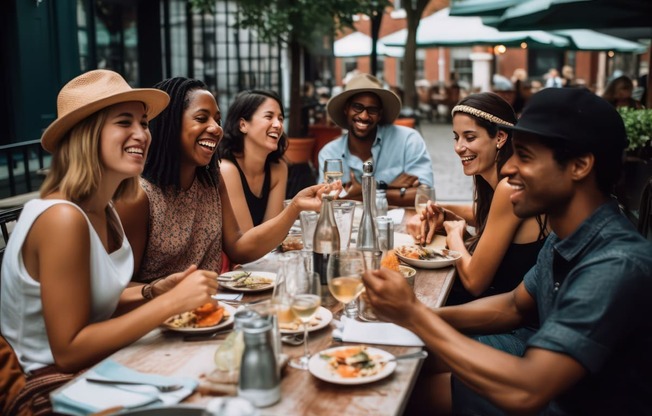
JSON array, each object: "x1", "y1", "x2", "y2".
[{"x1": 363, "y1": 88, "x2": 652, "y2": 414}]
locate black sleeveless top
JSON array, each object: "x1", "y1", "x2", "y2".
[
  {"x1": 445, "y1": 237, "x2": 547, "y2": 306},
  {"x1": 227, "y1": 156, "x2": 271, "y2": 227}
]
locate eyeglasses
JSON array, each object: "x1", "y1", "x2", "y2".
[{"x1": 349, "y1": 102, "x2": 382, "y2": 117}]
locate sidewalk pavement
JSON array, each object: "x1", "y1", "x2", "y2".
[{"x1": 418, "y1": 120, "x2": 474, "y2": 204}]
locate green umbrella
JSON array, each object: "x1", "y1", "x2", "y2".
[
  {"x1": 554, "y1": 29, "x2": 647, "y2": 52},
  {"x1": 449, "y1": 0, "x2": 520, "y2": 17}
]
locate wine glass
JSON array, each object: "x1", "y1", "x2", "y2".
[
  {"x1": 324, "y1": 159, "x2": 343, "y2": 197},
  {"x1": 327, "y1": 250, "x2": 366, "y2": 320},
  {"x1": 415, "y1": 184, "x2": 436, "y2": 216},
  {"x1": 286, "y1": 268, "x2": 321, "y2": 370}
]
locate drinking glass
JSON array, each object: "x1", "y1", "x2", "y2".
[
  {"x1": 326, "y1": 250, "x2": 366, "y2": 319},
  {"x1": 286, "y1": 270, "x2": 321, "y2": 370},
  {"x1": 323, "y1": 159, "x2": 343, "y2": 196},
  {"x1": 415, "y1": 184, "x2": 436, "y2": 216}
]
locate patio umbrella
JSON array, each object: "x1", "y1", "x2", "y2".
[
  {"x1": 334, "y1": 32, "x2": 404, "y2": 58},
  {"x1": 490, "y1": 0, "x2": 652, "y2": 31},
  {"x1": 553, "y1": 29, "x2": 647, "y2": 52},
  {"x1": 380, "y1": 8, "x2": 570, "y2": 49}
]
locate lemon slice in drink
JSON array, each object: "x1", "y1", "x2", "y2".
[{"x1": 214, "y1": 331, "x2": 245, "y2": 371}]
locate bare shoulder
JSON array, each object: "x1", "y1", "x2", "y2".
[
  {"x1": 492, "y1": 178, "x2": 520, "y2": 214},
  {"x1": 114, "y1": 186, "x2": 150, "y2": 227},
  {"x1": 219, "y1": 159, "x2": 238, "y2": 176},
  {"x1": 270, "y1": 159, "x2": 288, "y2": 182},
  {"x1": 28, "y1": 202, "x2": 90, "y2": 252}
]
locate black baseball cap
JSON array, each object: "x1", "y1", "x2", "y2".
[{"x1": 504, "y1": 87, "x2": 627, "y2": 157}]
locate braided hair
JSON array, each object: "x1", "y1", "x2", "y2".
[
  {"x1": 218, "y1": 89, "x2": 288, "y2": 163},
  {"x1": 143, "y1": 77, "x2": 219, "y2": 191}
]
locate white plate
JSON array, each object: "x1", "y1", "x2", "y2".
[
  {"x1": 395, "y1": 246, "x2": 462, "y2": 269},
  {"x1": 279, "y1": 306, "x2": 333, "y2": 335},
  {"x1": 162, "y1": 303, "x2": 236, "y2": 334},
  {"x1": 308, "y1": 346, "x2": 397, "y2": 385},
  {"x1": 218, "y1": 271, "x2": 277, "y2": 293}
]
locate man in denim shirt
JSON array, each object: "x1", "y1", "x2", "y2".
[
  {"x1": 318, "y1": 73, "x2": 433, "y2": 206},
  {"x1": 363, "y1": 88, "x2": 652, "y2": 414}
]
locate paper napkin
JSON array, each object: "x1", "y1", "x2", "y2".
[
  {"x1": 386, "y1": 208, "x2": 405, "y2": 226},
  {"x1": 51, "y1": 359, "x2": 197, "y2": 415},
  {"x1": 332, "y1": 316, "x2": 425, "y2": 347},
  {"x1": 214, "y1": 292, "x2": 243, "y2": 301}
]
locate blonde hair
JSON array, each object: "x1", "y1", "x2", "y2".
[{"x1": 40, "y1": 108, "x2": 140, "y2": 203}]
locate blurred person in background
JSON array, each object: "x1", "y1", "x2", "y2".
[{"x1": 603, "y1": 75, "x2": 644, "y2": 109}]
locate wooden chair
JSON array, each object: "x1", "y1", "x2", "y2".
[{"x1": 0, "y1": 206, "x2": 23, "y2": 261}]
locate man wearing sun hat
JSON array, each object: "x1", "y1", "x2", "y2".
[
  {"x1": 363, "y1": 87, "x2": 652, "y2": 414},
  {"x1": 318, "y1": 73, "x2": 433, "y2": 206}
]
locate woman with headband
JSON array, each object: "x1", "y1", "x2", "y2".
[{"x1": 414, "y1": 93, "x2": 547, "y2": 316}]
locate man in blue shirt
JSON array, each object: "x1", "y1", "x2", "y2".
[
  {"x1": 363, "y1": 88, "x2": 652, "y2": 414},
  {"x1": 318, "y1": 73, "x2": 433, "y2": 206}
]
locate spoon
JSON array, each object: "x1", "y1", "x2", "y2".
[{"x1": 382, "y1": 350, "x2": 428, "y2": 364}]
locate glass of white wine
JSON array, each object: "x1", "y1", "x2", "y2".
[
  {"x1": 324, "y1": 158, "x2": 344, "y2": 196},
  {"x1": 415, "y1": 184, "x2": 436, "y2": 216},
  {"x1": 287, "y1": 270, "x2": 321, "y2": 370},
  {"x1": 327, "y1": 250, "x2": 366, "y2": 320}
]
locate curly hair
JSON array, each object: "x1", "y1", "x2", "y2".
[
  {"x1": 218, "y1": 89, "x2": 287, "y2": 163},
  {"x1": 143, "y1": 77, "x2": 219, "y2": 191}
]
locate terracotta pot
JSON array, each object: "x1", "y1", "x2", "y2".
[
  {"x1": 285, "y1": 137, "x2": 316, "y2": 165},
  {"x1": 393, "y1": 118, "x2": 416, "y2": 128},
  {"x1": 309, "y1": 125, "x2": 342, "y2": 168}
]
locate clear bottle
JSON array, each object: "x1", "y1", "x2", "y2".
[
  {"x1": 313, "y1": 195, "x2": 340, "y2": 286},
  {"x1": 238, "y1": 319, "x2": 281, "y2": 408},
  {"x1": 357, "y1": 161, "x2": 379, "y2": 252},
  {"x1": 376, "y1": 189, "x2": 388, "y2": 217}
]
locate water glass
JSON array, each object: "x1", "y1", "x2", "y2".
[
  {"x1": 323, "y1": 159, "x2": 344, "y2": 185},
  {"x1": 332, "y1": 200, "x2": 356, "y2": 250},
  {"x1": 415, "y1": 184, "x2": 436, "y2": 215},
  {"x1": 299, "y1": 211, "x2": 319, "y2": 251}
]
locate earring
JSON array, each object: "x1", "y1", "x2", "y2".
[{"x1": 496, "y1": 144, "x2": 500, "y2": 149}]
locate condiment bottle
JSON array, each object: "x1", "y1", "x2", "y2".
[
  {"x1": 238, "y1": 319, "x2": 281, "y2": 407},
  {"x1": 313, "y1": 194, "x2": 340, "y2": 286},
  {"x1": 376, "y1": 189, "x2": 388, "y2": 217},
  {"x1": 357, "y1": 161, "x2": 379, "y2": 252}
]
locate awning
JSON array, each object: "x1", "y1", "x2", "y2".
[{"x1": 334, "y1": 32, "x2": 404, "y2": 58}]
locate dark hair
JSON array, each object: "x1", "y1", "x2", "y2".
[
  {"x1": 453, "y1": 93, "x2": 520, "y2": 253},
  {"x1": 143, "y1": 77, "x2": 219, "y2": 191},
  {"x1": 218, "y1": 90, "x2": 287, "y2": 163},
  {"x1": 602, "y1": 75, "x2": 639, "y2": 109}
]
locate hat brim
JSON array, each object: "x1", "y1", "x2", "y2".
[
  {"x1": 327, "y1": 88, "x2": 401, "y2": 129},
  {"x1": 41, "y1": 89, "x2": 170, "y2": 153}
]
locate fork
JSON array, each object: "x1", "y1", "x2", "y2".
[{"x1": 85, "y1": 377, "x2": 184, "y2": 392}]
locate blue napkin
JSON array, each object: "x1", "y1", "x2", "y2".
[{"x1": 51, "y1": 359, "x2": 197, "y2": 415}]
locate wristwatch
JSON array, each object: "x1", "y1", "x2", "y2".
[{"x1": 400, "y1": 187, "x2": 407, "y2": 197}]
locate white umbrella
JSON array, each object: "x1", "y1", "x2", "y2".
[
  {"x1": 334, "y1": 32, "x2": 404, "y2": 58},
  {"x1": 553, "y1": 29, "x2": 647, "y2": 52},
  {"x1": 381, "y1": 8, "x2": 570, "y2": 48}
]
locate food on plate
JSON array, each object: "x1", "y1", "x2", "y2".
[
  {"x1": 396, "y1": 245, "x2": 456, "y2": 261},
  {"x1": 223, "y1": 272, "x2": 273, "y2": 290},
  {"x1": 167, "y1": 303, "x2": 228, "y2": 328},
  {"x1": 380, "y1": 250, "x2": 400, "y2": 272},
  {"x1": 278, "y1": 312, "x2": 323, "y2": 331},
  {"x1": 280, "y1": 234, "x2": 303, "y2": 252},
  {"x1": 319, "y1": 346, "x2": 387, "y2": 378}
]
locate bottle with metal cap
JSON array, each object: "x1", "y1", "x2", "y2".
[
  {"x1": 312, "y1": 194, "x2": 340, "y2": 286},
  {"x1": 238, "y1": 318, "x2": 281, "y2": 407},
  {"x1": 357, "y1": 160, "x2": 379, "y2": 251}
]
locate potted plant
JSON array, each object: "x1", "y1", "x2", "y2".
[{"x1": 616, "y1": 107, "x2": 652, "y2": 218}]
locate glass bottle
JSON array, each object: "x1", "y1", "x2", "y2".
[
  {"x1": 376, "y1": 189, "x2": 388, "y2": 217},
  {"x1": 238, "y1": 319, "x2": 280, "y2": 408},
  {"x1": 313, "y1": 194, "x2": 340, "y2": 286},
  {"x1": 357, "y1": 161, "x2": 379, "y2": 252}
]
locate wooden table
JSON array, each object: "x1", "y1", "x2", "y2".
[{"x1": 109, "y1": 209, "x2": 456, "y2": 415}]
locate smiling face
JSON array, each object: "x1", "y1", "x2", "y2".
[
  {"x1": 180, "y1": 89, "x2": 222, "y2": 168},
  {"x1": 100, "y1": 101, "x2": 151, "y2": 180},
  {"x1": 452, "y1": 113, "x2": 505, "y2": 182},
  {"x1": 240, "y1": 97, "x2": 284, "y2": 154},
  {"x1": 501, "y1": 132, "x2": 573, "y2": 219},
  {"x1": 344, "y1": 92, "x2": 382, "y2": 141}
]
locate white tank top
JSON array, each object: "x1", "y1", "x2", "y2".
[{"x1": 0, "y1": 199, "x2": 133, "y2": 373}]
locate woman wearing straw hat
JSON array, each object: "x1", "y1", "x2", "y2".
[
  {"x1": 115, "y1": 78, "x2": 333, "y2": 283},
  {"x1": 318, "y1": 73, "x2": 433, "y2": 207},
  {"x1": 0, "y1": 70, "x2": 221, "y2": 411}
]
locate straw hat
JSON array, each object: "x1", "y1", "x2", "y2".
[
  {"x1": 327, "y1": 73, "x2": 401, "y2": 129},
  {"x1": 41, "y1": 69, "x2": 170, "y2": 153}
]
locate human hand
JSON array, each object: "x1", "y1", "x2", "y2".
[
  {"x1": 343, "y1": 172, "x2": 362, "y2": 200},
  {"x1": 443, "y1": 220, "x2": 467, "y2": 243},
  {"x1": 417, "y1": 201, "x2": 445, "y2": 245},
  {"x1": 362, "y1": 268, "x2": 419, "y2": 327},
  {"x1": 388, "y1": 172, "x2": 420, "y2": 189},
  {"x1": 293, "y1": 181, "x2": 342, "y2": 212},
  {"x1": 168, "y1": 266, "x2": 219, "y2": 314}
]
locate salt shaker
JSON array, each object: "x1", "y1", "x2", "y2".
[
  {"x1": 238, "y1": 318, "x2": 281, "y2": 408},
  {"x1": 376, "y1": 189, "x2": 388, "y2": 217}
]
